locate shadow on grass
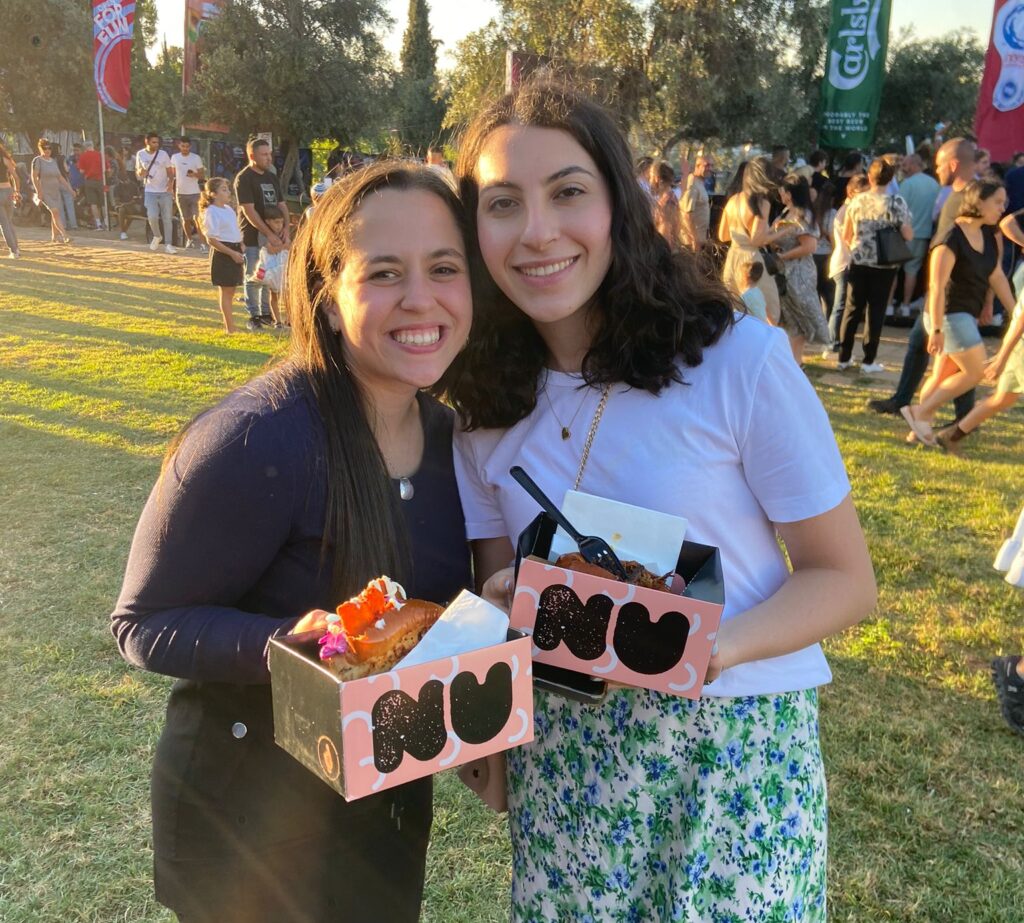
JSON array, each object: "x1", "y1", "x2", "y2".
[
  {"x1": 4, "y1": 255, "x2": 210, "y2": 290},
  {"x1": 1, "y1": 303, "x2": 278, "y2": 365},
  {"x1": 0, "y1": 363, "x2": 243, "y2": 425},
  {"x1": 1, "y1": 275, "x2": 219, "y2": 324},
  {"x1": 0, "y1": 402, "x2": 173, "y2": 456}
]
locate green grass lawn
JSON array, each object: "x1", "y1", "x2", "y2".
[{"x1": 1, "y1": 242, "x2": 1022, "y2": 922}]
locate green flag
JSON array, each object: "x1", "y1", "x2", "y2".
[{"x1": 819, "y1": 0, "x2": 893, "y2": 148}]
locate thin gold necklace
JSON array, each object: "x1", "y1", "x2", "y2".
[
  {"x1": 542, "y1": 373, "x2": 594, "y2": 441},
  {"x1": 573, "y1": 384, "x2": 612, "y2": 490}
]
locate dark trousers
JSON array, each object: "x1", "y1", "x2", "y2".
[
  {"x1": 891, "y1": 313, "x2": 976, "y2": 418},
  {"x1": 839, "y1": 263, "x2": 897, "y2": 364}
]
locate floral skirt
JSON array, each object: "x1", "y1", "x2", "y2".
[{"x1": 507, "y1": 687, "x2": 827, "y2": 923}]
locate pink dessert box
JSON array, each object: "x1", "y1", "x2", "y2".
[
  {"x1": 269, "y1": 629, "x2": 534, "y2": 800},
  {"x1": 511, "y1": 512, "x2": 725, "y2": 698}
]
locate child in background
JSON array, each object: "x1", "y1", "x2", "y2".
[
  {"x1": 249, "y1": 213, "x2": 289, "y2": 327},
  {"x1": 739, "y1": 259, "x2": 768, "y2": 321},
  {"x1": 199, "y1": 177, "x2": 244, "y2": 334}
]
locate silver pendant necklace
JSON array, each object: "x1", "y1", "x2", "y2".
[{"x1": 398, "y1": 477, "x2": 415, "y2": 501}]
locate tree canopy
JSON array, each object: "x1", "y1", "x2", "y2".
[
  {"x1": 0, "y1": 0, "x2": 182, "y2": 144},
  {"x1": 0, "y1": 0, "x2": 95, "y2": 143},
  {"x1": 444, "y1": 1, "x2": 984, "y2": 159},
  {"x1": 184, "y1": 0, "x2": 395, "y2": 182},
  {"x1": 874, "y1": 29, "x2": 985, "y2": 152},
  {"x1": 444, "y1": 0, "x2": 832, "y2": 156}
]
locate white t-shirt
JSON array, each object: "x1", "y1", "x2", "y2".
[
  {"x1": 202, "y1": 203, "x2": 242, "y2": 243},
  {"x1": 135, "y1": 148, "x2": 172, "y2": 193},
  {"x1": 453, "y1": 315, "x2": 851, "y2": 697},
  {"x1": 171, "y1": 152, "x2": 204, "y2": 196}
]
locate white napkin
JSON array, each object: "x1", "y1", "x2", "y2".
[
  {"x1": 394, "y1": 590, "x2": 510, "y2": 670},
  {"x1": 549, "y1": 490, "x2": 688, "y2": 577}
]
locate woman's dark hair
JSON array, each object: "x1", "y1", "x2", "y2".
[
  {"x1": 37, "y1": 138, "x2": 51, "y2": 153},
  {"x1": 867, "y1": 158, "x2": 895, "y2": 187},
  {"x1": 166, "y1": 161, "x2": 467, "y2": 602},
  {"x1": 811, "y1": 182, "x2": 836, "y2": 236},
  {"x1": 441, "y1": 79, "x2": 735, "y2": 430},
  {"x1": 958, "y1": 179, "x2": 1004, "y2": 219},
  {"x1": 841, "y1": 151, "x2": 864, "y2": 173},
  {"x1": 654, "y1": 160, "x2": 675, "y2": 192},
  {"x1": 742, "y1": 156, "x2": 777, "y2": 214},
  {"x1": 809, "y1": 150, "x2": 828, "y2": 169},
  {"x1": 725, "y1": 161, "x2": 748, "y2": 198},
  {"x1": 780, "y1": 172, "x2": 813, "y2": 214}
]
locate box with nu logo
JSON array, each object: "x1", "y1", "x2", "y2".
[
  {"x1": 512, "y1": 512, "x2": 725, "y2": 699},
  {"x1": 269, "y1": 624, "x2": 534, "y2": 801}
]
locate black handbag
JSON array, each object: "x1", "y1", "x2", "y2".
[
  {"x1": 875, "y1": 197, "x2": 912, "y2": 265},
  {"x1": 759, "y1": 247, "x2": 787, "y2": 296}
]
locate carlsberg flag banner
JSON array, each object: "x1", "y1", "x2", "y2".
[
  {"x1": 93, "y1": 0, "x2": 134, "y2": 113},
  {"x1": 819, "y1": 0, "x2": 893, "y2": 148}
]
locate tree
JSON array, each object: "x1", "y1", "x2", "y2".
[
  {"x1": 184, "y1": 0, "x2": 395, "y2": 192},
  {"x1": 0, "y1": 0, "x2": 94, "y2": 142},
  {"x1": 875, "y1": 30, "x2": 984, "y2": 151},
  {"x1": 396, "y1": 0, "x2": 446, "y2": 152},
  {"x1": 444, "y1": 0, "x2": 832, "y2": 156}
]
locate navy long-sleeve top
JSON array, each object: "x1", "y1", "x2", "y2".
[{"x1": 111, "y1": 373, "x2": 473, "y2": 686}]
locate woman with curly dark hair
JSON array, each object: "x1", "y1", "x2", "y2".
[{"x1": 444, "y1": 81, "x2": 875, "y2": 922}]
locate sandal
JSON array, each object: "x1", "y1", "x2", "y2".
[{"x1": 900, "y1": 406, "x2": 936, "y2": 447}]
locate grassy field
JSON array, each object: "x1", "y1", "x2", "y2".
[{"x1": 1, "y1": 239, "x2": 1022, "y2": 922}]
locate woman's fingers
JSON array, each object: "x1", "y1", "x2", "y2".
[
  {"x1": 481, "y1": 567, "x2": 515, "y2": 613},
  {"x1": 290, "y1": 608, "x2": 333, "y2": 635}
]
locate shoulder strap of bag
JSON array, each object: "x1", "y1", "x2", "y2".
[{"x1": 142, "y1": 150, "x2": 160, "y2": 183}]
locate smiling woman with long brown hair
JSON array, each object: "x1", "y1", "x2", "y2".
[{"x1": 111, "y1": 161, "x2": 474, "y2": 922}]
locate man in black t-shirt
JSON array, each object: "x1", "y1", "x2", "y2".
[{"x1": 234, "y1": 138, "x2": 290, "y2": 329}]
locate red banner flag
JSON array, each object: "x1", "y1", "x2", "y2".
[
  {"x1": 93, "y1": 0, "x2": 134, "y2": 113},
  {"x1": 975, "y1": 0, "x2": 1024, "y2": 162}
]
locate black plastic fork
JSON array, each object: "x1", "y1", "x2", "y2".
[{"x1": 510, "y1": 466, "x2": 630, "y2": 581}]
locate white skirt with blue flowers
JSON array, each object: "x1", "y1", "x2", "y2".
[{"x1": 507, "y1": 687, "x2": 827, "y2": 923}]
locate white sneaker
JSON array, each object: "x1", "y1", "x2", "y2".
[
  {"x1": 7, "y1": 251, "x2": 19, "y2": 259},
  {"x1": 165, "y1": 244, "x2": 176, "y2": 255},
  {"x1": 837, "y1": 360, "x2": 852, "y2": 370},
  {"x1": 199, "y1": 243, "x2": 208, "y2": 253},
  {"x1": 861, "y1": 362, "x2": 885, "y2": 373},
  {"x1": 119, "y1": 231, "x2": 128, "y2": 240},
  {"x1": 149, "y1": 236, "x2": 162, "y2": 251}
]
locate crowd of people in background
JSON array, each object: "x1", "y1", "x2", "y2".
[
  {"x1": 638, "y1": 135, "x2": 1024, "y2": 461},
  {"x1": 3, "y1": 128, "x2": 1023, "y2": 421}
]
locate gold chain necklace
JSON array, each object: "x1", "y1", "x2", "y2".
[
  {"x1": 542, "y1": 374, "x2": 596, "y2": 441},
  {"x1": 573, "y1": 384, "x2": 612, "y2": 490}
]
